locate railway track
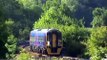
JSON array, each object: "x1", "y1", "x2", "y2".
[
  {"x1": 29, "y1": 54, "x2": 88, "y2": 60},
  {"x1": 19, "y1": 46, "x2": 89, "y2": 60},
  {"x1": 17, "y1": 41, "x2": 89, "y2": 60}
]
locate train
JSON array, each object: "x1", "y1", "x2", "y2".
[{"x1": 29, "y1": 29, "x2": 63, "y2": 56}]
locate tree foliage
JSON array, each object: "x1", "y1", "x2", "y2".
[
  {"x1": 5, "y1": 35, "x2": 17, "y2": 59},
  {"x1": 34, "y1": 6, "x2": 84, "y2": 28},
  {"x1": 86, "y1": 26, "x2": 107, "y2": 60},
  {"x1": 0, "y1": 6, "x2": 8, "y2": 59},
  {"x1": 0, "y1": 10, "x2": 17, "y2": 59},
  {"x1": 16, "y1": 49, "x2": 31, "y2": 60},
  {"x1": 91, "y1": 8, "x2": 107, "y2": 27}
]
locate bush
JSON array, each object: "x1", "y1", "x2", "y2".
[
  {"x1": 16, "y1": 49, "x2": 31, "y2": 60},
  {"x1": 5, "y1": 34, "x2": 17, "y2": 59},
  {"x1": 86, "y1": 26, "x2": 107, "y2": 60},
  {"x1": 62, "y1": 26, "x2": 89, "y2": 57}
]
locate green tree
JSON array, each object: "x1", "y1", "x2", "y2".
[
  {"x1": 0, "y1": 6, "x2": 9, "y2": 58},
  {"x1": 18, "y1": 0, "x2": 42, "y2": 9},
  {"x1": 61, "y1": 0, "x2": 107, "y2": 27},
  {"x1": 4, "y1": 19, "x2": 17, "y2": 59},
  {"x1": 0, "y1": 0, "x2": 43, "y2": 41},
  {"x1": 86, "y1": 26, "x2": 107, "y2": 60},
  {"x1": 91, "y1": 8, "x2": 107, "y2": 27},
  {"x1": 0, "y1": 13, "x2": 17, "y2": 59},
  {"x1": 42, "y1": 0, "x2": 61, "y2": 11},
  {"x1": 5, "y1": 35, "x2": 17, "y2": 59},
  {"x1": 34, "y1": 7, "x2": 83, "y2": 28}
]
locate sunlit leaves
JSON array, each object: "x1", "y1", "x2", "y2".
[
  {"x1": 61, "y1": 0, "x2": 79, "y2": 13},
  {"x1": 91, "y1": 8, "x2": 107, "y2": 27},
  {"x1": 18, "y1": 0, "x2": 37, "y2": 9},
  {"x1": 86, "y1": 26, "x2": 107, "y2": 60},
  {"x1": 5, "y1": 18, "x2": 14, "y2": 26},
  {"x1": 16, "y1": 51, "x2": 30, "y2": 60},
  {"x1": 5, "y1": 35, "x2": 17, "y2": 52}
]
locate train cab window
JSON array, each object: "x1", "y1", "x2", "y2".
[
  {"x1": 58, "y1": 32, "x2": 62, "y2": 46},
  {"x1": 52, "y1": 34, "x2": 57, "y2": 48},
  {"x1": 58, "y1": 32, "x2": 62, "y2": 40},
  {"x1": 47, "y1": 32, "x2": 52, "y2": 47}
]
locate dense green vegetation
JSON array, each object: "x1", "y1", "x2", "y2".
[
  {"x1": 0, "y1": 0, "x2": 107, "y2": 59},
  {"x1": 86, "y1": 27, "x2": 107, "y2": 60}
]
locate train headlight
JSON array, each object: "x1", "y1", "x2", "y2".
[
  {"x1": 47, "y1": 41, "x2": 50, "y2": 46},
  {"x1": 58, "y1": 40, "x2": 62, "y2": 46}
]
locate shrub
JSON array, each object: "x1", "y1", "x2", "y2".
[{"x1": 86, "y1": 26, "x2": 107, "y2": 60}]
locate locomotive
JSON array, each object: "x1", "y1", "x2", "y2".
[{"x1": 29, "y1": 29, "x2": 63, "y2": 55}]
